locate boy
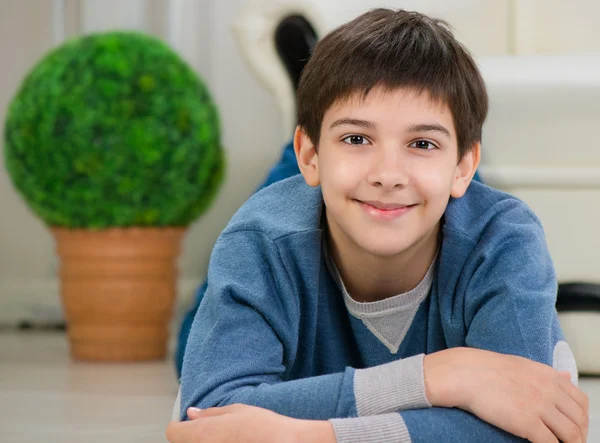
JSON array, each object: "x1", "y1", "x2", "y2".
[{"x1": 168, "y1": 8, "x2": 589, "y2": 443}]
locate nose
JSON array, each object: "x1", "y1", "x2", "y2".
[{"x1": 366, "y1": 144, "x2": 409, "y2": 190}]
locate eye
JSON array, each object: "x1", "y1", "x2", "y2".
[
  {"x1": 342, "y1": 135, "x2": 370, "y2": 145},
  {"x1": 410, "y1": 140, "x2": 438, "y2": 150}
]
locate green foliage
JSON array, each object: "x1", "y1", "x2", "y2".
[{"x1": 4, "y1": 31, "x2": 224, "y2": 229}]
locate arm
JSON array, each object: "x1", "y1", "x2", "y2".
[
  {"x1": 174, "y1": 404, "x2": 518, "y2": 443},
  {"x1": 330, "y1": 409, "x2": 520, "y2": 443},
  {"x1": 179, "y1": 229, "x2": 429, "y2": 421},
  {"x1": 179, "y1": 207, "x2": 586, "y2": 442},
  {"x1": 330, "y1": 204, "x2": 584, "y2": 443}
]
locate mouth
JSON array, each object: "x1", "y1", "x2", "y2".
[{"x1": 356, "y1": 200, "x2": 416, "y2": 220}]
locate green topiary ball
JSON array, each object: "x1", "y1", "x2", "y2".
[{"x1": 4, "y1": 31, "x2": 225, "y2": 229}]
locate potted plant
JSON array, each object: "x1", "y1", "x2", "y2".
[{"x1": 3, "y1": 31, "x2": 225, "y2": 361}]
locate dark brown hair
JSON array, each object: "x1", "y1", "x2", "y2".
[{"x1": 296, "y1": 8, "x2": 488, "y2": 159}]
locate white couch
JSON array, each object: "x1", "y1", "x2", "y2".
[{"x1": 231, "y1": 0, "x2": 600, "y2": 374}]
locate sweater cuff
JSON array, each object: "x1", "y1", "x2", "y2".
[
  {"x1": 330, "y1": 413, "x2": 411, "y2": 443},
  {"x1": 354, "y1": 353, "x2": 431, "y2": 416}
]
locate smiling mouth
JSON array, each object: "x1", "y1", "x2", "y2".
[
  {"x1": 359, "y1": 200, "x2": 414, "y2": 210},
  {"x1": 356, "y1": 200, "x2": 417, "y2": 220}
]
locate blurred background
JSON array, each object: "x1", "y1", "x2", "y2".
[
  {"x1": 0, "y1": 1, "x2": 599, "y2": 442},
  {"x1": 0, "y1": 0, "x2": 286, "y2": 326},
  {"x1": 2, "y1": 0, "x2": 600, "y2": 327},
  {"x1": 2, "y1": 0, "x2": 600, "y2": 326}
]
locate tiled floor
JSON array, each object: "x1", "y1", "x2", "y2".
[
  {"x1": 0, "y1": 331, "x2": 599, "y2": 442},
  {"x1": 0, "y1": 331, "x2": 178, "y2": 443}
]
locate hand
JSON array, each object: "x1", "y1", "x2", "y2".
[
  {"x1": 424, "y1": 348, "x2": 589, "y2": 443},
  {"x1": 165, "y1": 403, "x2": 336, "y2": 443}
]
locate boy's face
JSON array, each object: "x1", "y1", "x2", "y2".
[{"x1": 295, "y1": 86, "x2": 479, "y2": 258}]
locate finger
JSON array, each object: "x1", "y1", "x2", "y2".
[
  {"x1": 186, "y1": 407, "x2": 203, "y2": 419},
  {"x1": 542, "y1": 406, "x2": 582, "y2": 443},
  {"x1": 559, "y1": 376, "x2": 590, "y2": 415},
  {"x1": 526, "y1": 419, "x2": 559, "y2": 443},
  {"x1": 187, "y1": 406, "x2": 230, "y2": 420},
  {"x1": 555, "y1": 389, "x2": 588, "y2": 443},
  {"x1": 559, "y1": 371, "x2": 572, "y2": 380},
  {"x1": 166, "y1": 420, "x2": 200, "y2": 443}
]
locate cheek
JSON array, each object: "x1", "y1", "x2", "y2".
[
  {"x1": 319, "y1": 151, "x2": 363, "y2": 190},
  {"x1": 416, "y1": 166, "x2": 455, "y2": 198}
]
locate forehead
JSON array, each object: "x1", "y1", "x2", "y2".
[{"x1": 324, "y1": 85, "x2": 453, "y2": 126}]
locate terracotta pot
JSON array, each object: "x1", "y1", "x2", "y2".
[{"x1": 51, "y1": 227, "x2": 186, "y2": 361}]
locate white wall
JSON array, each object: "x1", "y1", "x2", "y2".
[
  {"x1": 0, "y1": 0, "x2": 60, "y2": 324},
  {"x1": 174, "y1": 0, "x2": 283, "y2": 286}
]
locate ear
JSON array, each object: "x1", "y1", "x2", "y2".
[
  {"x1": 450, "y1": 142, "x2": 481, "y2": 199},
  {"x1": 293, "y1": 126, "x2": 320, "y2": 187}
]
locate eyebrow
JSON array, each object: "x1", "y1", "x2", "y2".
[
  {"x1": 329, "y1": 119, "x2": 451, "y2": 139},
  {"x1": 408, "y1": 124, "x2": 451, "y2": 139},
  {"x1": 329, "y1": 118, "x2": 375, "y2": 130}
]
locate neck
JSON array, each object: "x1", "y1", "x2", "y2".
[{"x1": 327, "y1": 223, "x2": 440, "y2": 303}]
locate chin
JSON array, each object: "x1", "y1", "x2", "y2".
[{"x1": 355, "y1": 236, "x2": 414, "y2": 258}]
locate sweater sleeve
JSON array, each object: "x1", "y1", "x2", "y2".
[
  {"x1": 179, "y1": 230, "x2": 428, "y2": 422},
  {"x1": 331, "y1": 408, "x2": 522, "y2": 443},
  {"x1": 462, "y1": 202, "x2": 569, "y2": 369},
  {"x1": 395, "y1": 202, "x2": 574, "y2": 442}
]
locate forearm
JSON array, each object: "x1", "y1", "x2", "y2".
[
  {"x1": 187, "y1": 368, "x2": 357, "y2": 420},
  {"x1": 400, "y1": 407, "x2": 525, "y2": 443},
  {"x1": 291, "y1": 415, "x2": 411, "y2": 443},
  {"x1": 291, "y1": 420, "x2": 337, "y2": 443},
  {"x1": 181, "y1": 354, "x2": 430, "y2": 421},
  {"x1": 330, "y1": 413, "x2": 411, "y2": 443},
  {"x1": 354, "y1": 353, "x2": 431, "y2": 415},
  {"x1": 328, "y1": 407, "x2": 526, "y2": 443}
]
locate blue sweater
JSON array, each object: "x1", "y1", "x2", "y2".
[
  {"x1": 180, "y1": 174, "x2": 572, "y2": 442},
  {"x1": 175, "y1": 139, "x2": 483, "y2": 377}
]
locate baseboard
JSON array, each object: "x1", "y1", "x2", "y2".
[{"x1": 0, "y1": 277, "x2": 203, "y2": 328}]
